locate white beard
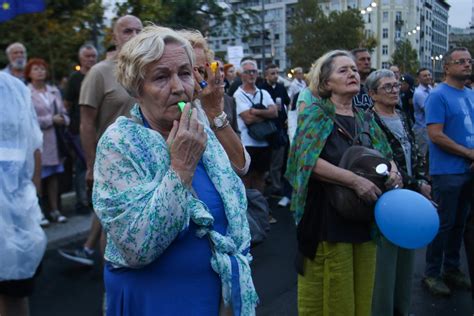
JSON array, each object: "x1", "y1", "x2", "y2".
[{"x1": 12, "y1": 58, "x2": 26, "y2": 70}]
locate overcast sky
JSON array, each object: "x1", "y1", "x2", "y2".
[{"x1": 448, "y1": 0, "x2": 472, "y2": 28}]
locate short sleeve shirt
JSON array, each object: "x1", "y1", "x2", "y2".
[
  {"x1": 79, "y1": 59, "x2": 136, "y2": 139},
  {"x1": 234, "y1": 87, "x2": 274, "y2": 147},
  {"x1": 425, "y1": 83, "x2": 474, "y2": 175}
]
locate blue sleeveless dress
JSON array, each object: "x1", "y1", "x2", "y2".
[{"x1": 104, "y1": 159, "x2": 241, "y2": 315}]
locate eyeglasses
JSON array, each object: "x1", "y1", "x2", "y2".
[
  {"x1": 378, "y1": 82, "x2": 401, "y2": 93},
  {"x1": 449, "y1": 58, "x2": 473, "y2": 65},
  {"x1": 243, "y1": 69, "x2": 258, "y2": 75}
]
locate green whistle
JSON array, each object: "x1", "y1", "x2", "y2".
[{"x1": 178, "y1": 101, "x2": 186, "y2": 112}]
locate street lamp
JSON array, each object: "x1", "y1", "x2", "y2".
[{"x1": 360, "y1": 1, "x2": 377, "y2": 15}]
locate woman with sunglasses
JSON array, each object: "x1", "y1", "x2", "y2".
[{"x1": 367, "y1": 69, "x2": 431, "y2": 316}]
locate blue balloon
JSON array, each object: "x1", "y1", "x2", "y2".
[{"x1": 375, "y1": 189, "x2": 439, "y2": 249}]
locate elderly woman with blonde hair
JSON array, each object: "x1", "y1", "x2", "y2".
[
  {"x1": 286, "y1": 50, "x2": 401, "y2": 315},
  {"x1": 93, "y1": 25, "x2": 258, "y2": 316}
]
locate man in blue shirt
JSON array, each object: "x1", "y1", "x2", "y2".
[
  {"x1": 423, "y1": 47, "x2": 474, "y2": 296},
  {"x1": 413, "y1": 68, "x2": 433, "y2": 157}
]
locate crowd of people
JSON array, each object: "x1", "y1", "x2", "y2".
[{"x1": 0, "y1": 12, "x2": 473, "y2": 316}]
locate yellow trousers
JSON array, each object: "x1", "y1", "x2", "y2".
[{"x1": 298, "y1": 241, "x2": 376, "y2": 316}]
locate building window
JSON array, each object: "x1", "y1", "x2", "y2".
[
  {"x1": 383, "y1": 11, "x2": 388, "y2": 22},
  {"x1": 382, "y1": 62, "x2": 390, "y2": 69},
  {"x1": 396, "y1": 11, "x2": 402, "y2": 21},
  {"x1": 382, "y1": 45, "x2": 388, "y2": 55},
  {"x1": 383, "y1": 28, "x2": 388, "y2": 38},
  {"x1": 395, "y1": 30, "x2": 401, "y2": 39}
]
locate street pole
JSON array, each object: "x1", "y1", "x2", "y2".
[{"x1": 261, "y1": 0, "x2": 266, "y2": 71}]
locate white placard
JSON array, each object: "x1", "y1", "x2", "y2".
[{"x1": 227, "y1": 46, "x2": 244, "y2": 66}]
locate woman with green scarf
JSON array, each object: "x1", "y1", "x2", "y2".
[{"x1": 286, "y1": 50, "x2": 401, "y2": 316}]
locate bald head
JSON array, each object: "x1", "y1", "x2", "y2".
[{"x1": 113, "y1": 15, "x2": 142, "y2": 51}]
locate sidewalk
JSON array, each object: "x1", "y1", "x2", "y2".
[{"x1": 43, "y1": 192, "x2": 92, "y2": 249}]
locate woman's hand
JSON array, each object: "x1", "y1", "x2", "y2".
[
  {"x1": 385, "y1": 170, "x2": 403, "y2": 190},
  {"x1": 193, "y1": 63, "x2": 225, "y2": 118},
  {"x1": 167, "y1": 104, "x2": 207, "y2": 186},
  {"x1": 419, "y1": 182, "x2": 432, "y2": 200},
  {"x1": 53, "y1": 114, "x2": 66, "y2": 126},
  {"x1": 350, "y1": 175, "x2": 382, "y2": 204}
]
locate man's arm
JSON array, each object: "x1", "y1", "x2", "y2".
[
  {"x1": 427, "y1": 123, "x2": 474, "y2": 160},
  {"x1": 80, "y1": 105, "x2": 98, "y2": 188},
  {"x1": 251, "y1": 105, "x2": 278, "y2": 119}
]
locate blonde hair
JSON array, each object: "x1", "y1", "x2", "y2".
[
  {"x1": 117, "y1": 25, "x2": 194, "y2": 98},
  {"x1": 177, "y1": 29, "x2": 214, "y2": 62},
  {"x1": 308, "y1": 50, "x2": 354, "y2": 98}
]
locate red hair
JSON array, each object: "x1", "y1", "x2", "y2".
[{"x1": 24, "y1": 58, "x2": 48, "y2": 81}]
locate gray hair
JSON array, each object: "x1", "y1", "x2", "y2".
[
  {"x1": 240, "y1": 59, "x2": 258, "y2": 70},
  {"x1": 308, "y1": 50, "x2": 354, "y2": 98},
  {"x1": 5, "y1": 42, "x2": 26, "y2": 56},
  {"x1": 117, "y1": 25, "x2": 195, "y2": 98},
  {"x1": 293, "y1": 67, "x2": 303, "y2": 73},
  {"x1": 365, "y1": 69, "x2": 396, "y2": 92},
  {"x1": 78, "y1": 43, "x2": 97, "y2": 57}
]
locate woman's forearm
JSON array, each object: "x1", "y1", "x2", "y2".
[{"x1": 312, "y1": 157, "x2": 357, "y2": 189}]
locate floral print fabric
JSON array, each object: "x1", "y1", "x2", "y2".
[{"x1": 93, "y1": 104, "x2": 258, "y2": 315}]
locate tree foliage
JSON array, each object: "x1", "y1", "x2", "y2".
[
  {"x1": 0, "y1": 0, "x2": 105, "y2": 82},
  {"x1": 391, "y1": 39, "x2": 420, "y2": 75},
  {"x1": 286, "y1": 0, "x2": 376, "y2": 70},
  {"x1": 115, "y1": 0, "x2": 257, "y2": 38}
]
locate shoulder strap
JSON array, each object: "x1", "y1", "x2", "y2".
[
  {"x1": 315, "y1": 102, "x2": 354, "y2": 143},
  {"x1": 242, "y1": 92, "x2": 255, "y2": 106}
]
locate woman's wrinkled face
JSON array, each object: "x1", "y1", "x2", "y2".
[
  {"x1": 30, "y1": 64, "x2": 47, "y2": 82},
  {"x1": 325, "y1": 56, "x2": 360, "y2": 97},
  {"x1": 371, "y1": 77, "x2": 401, "y2": 107},
  {"x1": 138, "y1": 43, "x2": 194, "y2": 132}
]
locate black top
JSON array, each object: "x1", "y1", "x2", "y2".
[
  {"x1": 297, "y1": 114, "x2": 372, "y2": 261},
  {"x1": 64, "y1": 71, "x2": 85, "y2": 135},
  {"x1": 352, "y1": 83, "x2": 373, "y2": 110}
]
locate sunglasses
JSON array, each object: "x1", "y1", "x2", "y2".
[{"x1": 243, "y1": 69, "x2": 258, "y2": 75}]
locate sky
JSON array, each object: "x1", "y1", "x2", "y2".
[{"x1": 447, "y1": 0, "x2": 472, "y2": 28}]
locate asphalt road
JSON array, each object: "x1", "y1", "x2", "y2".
[{"x1": 29, "y1": 199, "x2": 473, "y2": 316}]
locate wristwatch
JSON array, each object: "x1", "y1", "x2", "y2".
[{"x1": 212, "y1": 111, "x2": 229, "y2": 130}]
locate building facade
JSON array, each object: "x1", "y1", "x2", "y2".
[
  {"x1": 320, "y1": 0, "x2": 449, "y2": 79},
  {"x1": 208, "y1": 0, "x2": 449, "y2": 77},
  {"x1": 208, "y1": 0, "x2": 298, "y2": 72}
]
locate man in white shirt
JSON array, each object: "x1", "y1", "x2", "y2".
[
  {"x1": 288, "y1": 67, "x2": 306, "y2": 102},
  {"x1": 234, "y1": 60, "x2": 278, "y2": 194}
]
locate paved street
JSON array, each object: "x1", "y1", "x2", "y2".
[{"x1": 29, "y1": 196, "x2": 473, "y2": 316}]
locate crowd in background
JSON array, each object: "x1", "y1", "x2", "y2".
[{"x1": 1, "y1": 12, "x2": 473, "y2": 316}]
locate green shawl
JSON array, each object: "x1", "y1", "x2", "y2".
[{"x1": 285, "y1": 98, "x2": 392, "y2": 224}]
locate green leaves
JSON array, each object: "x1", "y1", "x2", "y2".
[
  {"x1": 391, "y1": 39, "x2": 420, "y2": 75},
  {"x1": 286, "y1": 0, "x2": 375, "y2": 70}
]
